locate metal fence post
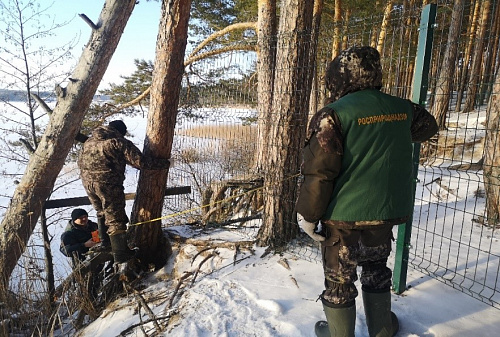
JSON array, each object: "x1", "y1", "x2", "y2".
[{"x1": 393, "y1": 3, "x2": 437, "y2": 294}]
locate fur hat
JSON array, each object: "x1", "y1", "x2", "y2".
[
  {"x1": 109, "y1": 120, "x2": 127, "y2": 136},
  {"x1": 71, "y1": 208, "x2": 88, "y2": 221},
  {"x1": 324, "y1": 46, "x2": 383, "y2": 103}
]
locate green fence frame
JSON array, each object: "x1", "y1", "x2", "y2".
[{"x1": 393, "y1": 3, "x2": 437, "y2": 294}]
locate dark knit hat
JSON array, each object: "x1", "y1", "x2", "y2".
[
  {"x1": 109, "y1": 120, "x2": 127, "y2": 136},
  {"x1": 71, "y1": 208, "x2": 88, "y2": 221}
]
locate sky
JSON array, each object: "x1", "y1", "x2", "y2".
[{"x1": 47, "y1": 0, "x2": 162, "y2": 88}]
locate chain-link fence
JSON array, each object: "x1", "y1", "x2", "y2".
[{"x1": 162, "y1": 1, "x2": 500, "y2": 310}]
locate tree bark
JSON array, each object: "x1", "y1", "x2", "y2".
[
  {"x1": 255, "y1": 0, "x2": 277, "y2": 171},
  {"x1": 130, "y1": 0, "x2": 192, "y2": 270},
  {"x1": 0, "y1": 0, "x2": 137, "y2": 292},
  {"x1": 309, "y1": 0, "x2": 325, "y2": 116},
  {"x1": 376, "y1": 0, "x2": 393, "y2": 56},
  {"x1": 256, "y1": 0, "x2": 316, "y2": 247},
  {"x1": 331, "y1": 0, "x2": 342, "y2": 59},
  {"x1": 483, "y1": 60, "x2": 500, "y2": 225},
  {"x1": 463, "y1": 0, "x2": 491, "y2": 113},
  {"x1": 478, "y1": 1, "x2": 500, "y2": 105},
  {"x1": 431, "y1": 0, "x2": 466, "y2": 129},
  {"x1": 455, "y1": 0, "x2": 481, "y2": 112}
]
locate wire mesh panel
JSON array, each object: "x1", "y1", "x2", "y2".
[
  {"x1": 411, "y1": 0, "x2": 500, "y2": 309},
  {"x1": 163, "y1": 0, "x2": 500, "y2": 309}
]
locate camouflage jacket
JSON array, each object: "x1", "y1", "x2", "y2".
[
  {"x1": 78, "y1": 125, "x2": 144, "y2": 185},
  {"x1": 296, "y1": 94, "x2": 438, "y2": 229}
]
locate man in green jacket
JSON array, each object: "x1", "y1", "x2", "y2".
[{"x1": 295, "y1": 46, "x2": 438, "y2": 337}]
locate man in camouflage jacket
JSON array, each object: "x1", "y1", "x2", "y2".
[
  {"x1": 295, "y1": 46, "x2": 438, "y2": 337},
  {"x1": 78, "y1": 120, "x2": 169, "y2": 265}
]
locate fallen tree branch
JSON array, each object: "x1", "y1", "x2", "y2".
[
  {"x1": 191, "y1": 250, "x2": 219, "y2": 286},
  {"x1": 125, "y1": 284, "x2": 162, "y2": 333},
  {"x1": 118, "y1": 314, "x2": 173, "y2": 336},
  {"x1": 168, "y1": 271, "x2": 193, "y2": 309},
  {"x1": 167, "y1": 235, "x2": 254, "y2": 251}
]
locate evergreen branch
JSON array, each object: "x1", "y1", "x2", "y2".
[
  {"x1": 185, "y1": 44, "x2": 256, "y2": 67},
  {"x1": 110, "y1": 42, "x2": 255, "y2": 114},
  {"x1": 114, "y1": 86, "x2": 151, "y2": 112},
  {"x1": 188, "y1": 22, "x2": 257, "y2": 59}
]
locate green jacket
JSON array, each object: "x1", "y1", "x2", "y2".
[
  {"x1": 296, "y1": 89, "x2": 438, "y2": 226},
  {"x1": 324, "y1": 89, "x2": 413, "y2": 221}
]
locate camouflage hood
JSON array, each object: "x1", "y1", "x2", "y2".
[
  {"x1": 324, "y1": 46, "x2": 383, "y2": 103},
  {"x1": 90, "y1": 125, "x2": 124, "y2": 141}
]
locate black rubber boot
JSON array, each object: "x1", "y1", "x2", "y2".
[
  {"x1": 362, "y1": 290, "x2": 399, "y2": 337},
  {"x1": 91, "y1": 216, "x2": 111, "y2": 252},
  {"x1": 98, "y1": 216, "x2": 111, "y2": 247},
  {"x1": 109, "y1": 232, "x2": 135, "y2": 264},
  {"x1": 315, "y1": 302, "x2": 356, "y2": 337}
]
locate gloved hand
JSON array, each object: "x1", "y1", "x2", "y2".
[{"x1": 297, "y1": 213, "x2": 325, "y2": 242}]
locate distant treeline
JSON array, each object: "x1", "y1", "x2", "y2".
[{"x1": 0, "y1": 89, "x2": 109, "y2": 102}]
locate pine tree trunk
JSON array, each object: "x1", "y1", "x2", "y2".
[
  {"x1": 255, "y1": 0, "x2": 277, "y2": 171},
  {"x1": 309, "y1": 0, "x2": 325, "y2": 116},
  {"x1": 463, "y1": 0, "x2": 491, "y2": 113},
  {"x1": 0, "y1": 0, "x2": 137, "y2": 293},
  {"x1": 431, "y1": 0, "x2": 466, "y2": 129},
  {"x1": 455, "y1": 1, "x2": 481, "y2": 112},
  {"x1": 478, "y1": 1, "x2": 500, "y2": 105},
  {"x1": 376, "y1": 0, "x2": 393, "y2": 56},
  {"x1": 256, "y1": 0, "x2": 316, "y2": 248},
  {"x1": 332, "y1": 0, "x2": 342, "y2": 59},
  {"x1": 484, "y1": 63, "x2": 500, "y2": 225},
  {"x1": 370, "y1": 1, "x2": 380, "y2": 48},
  {"x1": 130, "y1": 0, "x2": 191, "y2": 270}
]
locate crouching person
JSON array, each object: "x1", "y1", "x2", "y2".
[
  {"x1": 60, "y1": 208, "x2": 103, "y2": 300},
  {"x1": 296, "y1": 46, "x2": 438, "y2": 337},
  {"x1": 60, "y1": 208, "x2": 98, "y2": 264}
]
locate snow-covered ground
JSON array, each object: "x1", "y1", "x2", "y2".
[{"x1": 68, "y1": 224, "x2": 500, "y2": 337}]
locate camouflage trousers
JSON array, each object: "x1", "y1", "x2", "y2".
[
  {"x1": 320, "y1": 224, "x2": 394, "y2": 307},
  {"x1": 82, "y1": 179, "x2": 129, "y2": 235}
]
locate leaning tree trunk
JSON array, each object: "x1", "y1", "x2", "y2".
[
  {"x1": 130, "y1": 0, "x2": 191, "y2": 270},
  {"x1": 431, "y1": 0, "x2": 465, "y2": 129},
  {"x1": 256, "y1": 0, "x2": 316, "y2": 248},
  {"x1": 254, "y1": 0, "x2": 277, "y2": 171},
  {"x1": 0, "y1": 0, "x2": 137, "y2": 293},
  {"x1": 483, "y1": 64, "x2": 500, "y2": 226}
]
